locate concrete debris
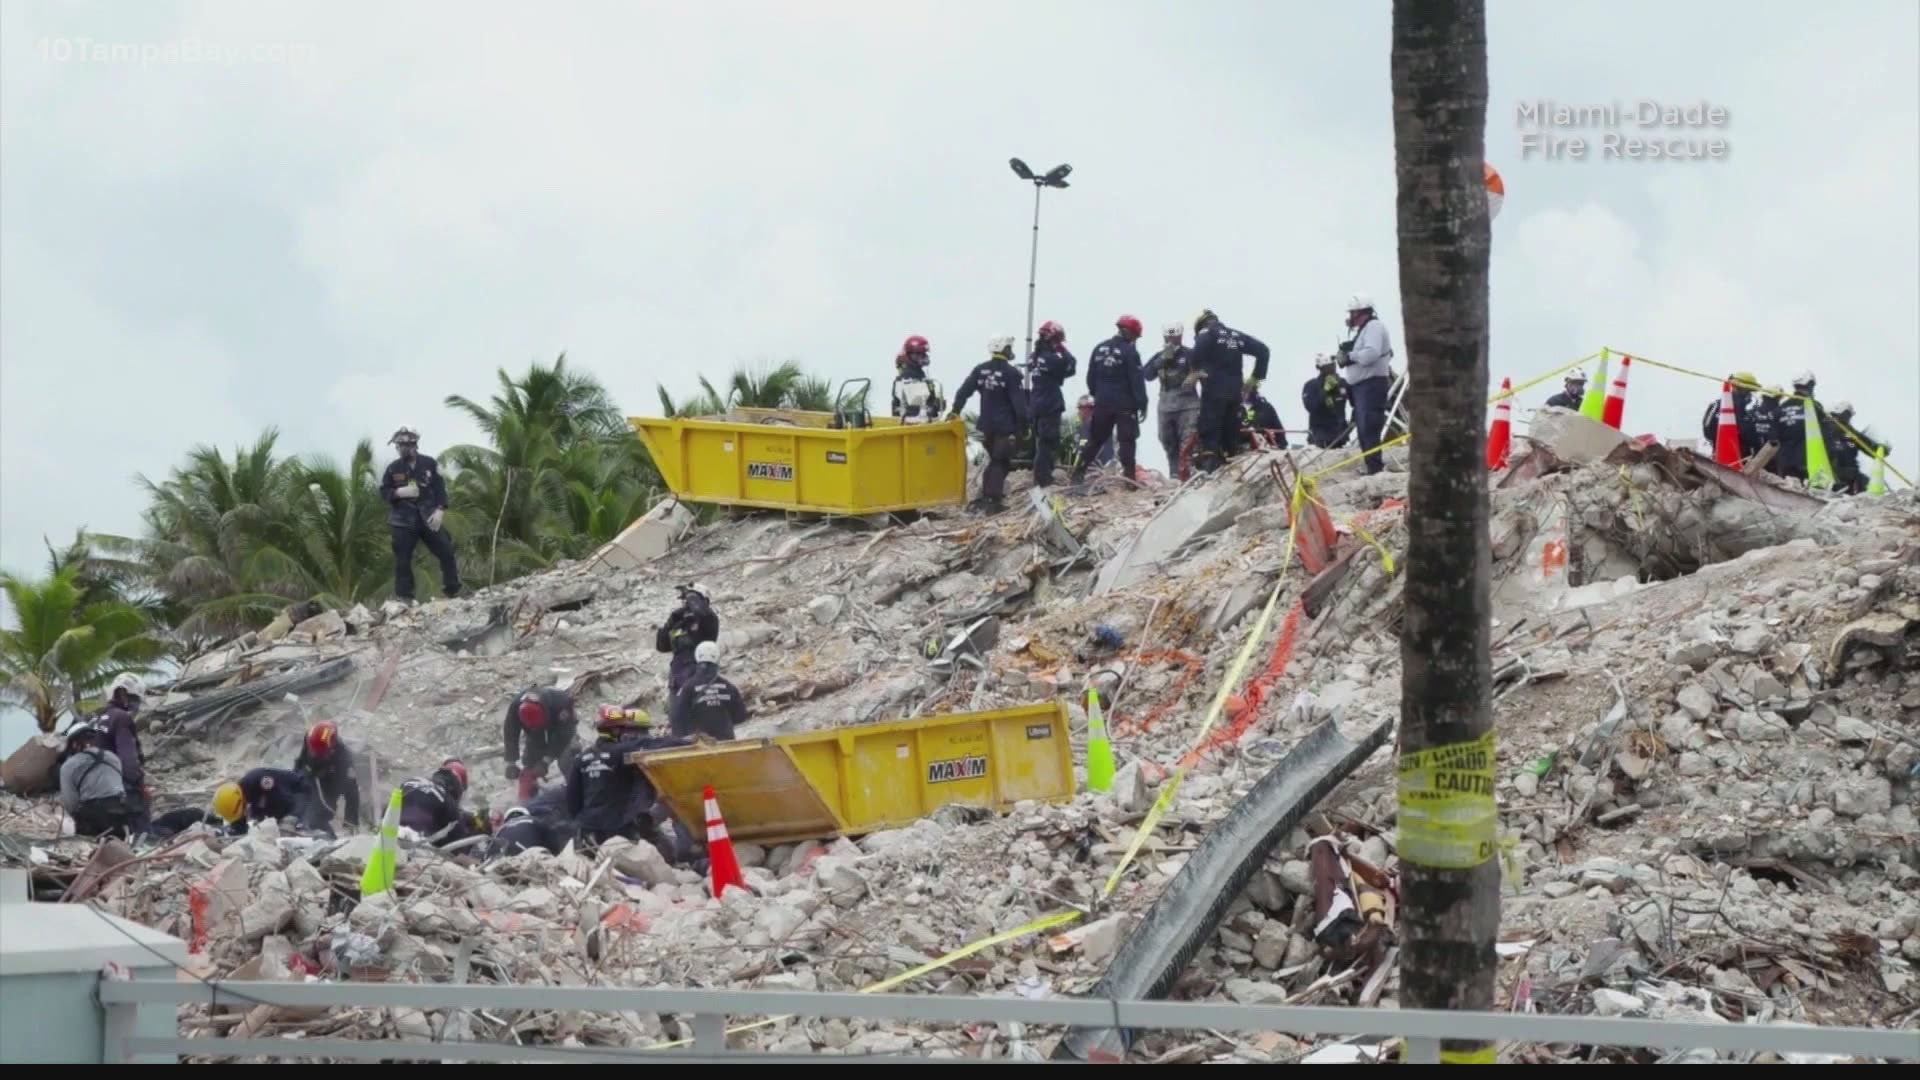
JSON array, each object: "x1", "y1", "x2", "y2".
[{"x1": 5, "y1": 450, "x2": 1916, "y2": 1062}]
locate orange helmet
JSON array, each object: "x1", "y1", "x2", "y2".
[{"x1": 306, "y1": 721, "x2": 338, "y2": 757}]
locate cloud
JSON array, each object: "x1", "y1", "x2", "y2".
[{"x1": 2, "y1": 0, "x2": 1915, "y2": 577}]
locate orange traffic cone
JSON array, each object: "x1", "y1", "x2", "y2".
[
  {"x1": 1712, "y1": 381, "x2": 1742, "y2": 470},
  {"x1": 703, "y1": 785, "x2": 744, "y2": 898},
  {"x1": 1601, "y1": 354, "x2": 1632, "y2": 429},
  {"x1": 1485, "y1": 378, "x2": 1512, "y2": 470}
]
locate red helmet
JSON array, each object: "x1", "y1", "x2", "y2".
[
  {"x1": 1115, "y1": 315, "x2": 1143, "y2": 339},
  {"x1": 1037, "y1": 320, "x2": 1065, "y2": 343},
  {"x1": 439, "y1": 758, "x2": 468, "y2": 793},
  {"x1": 305, "y1": 721, "x2": 338, "y2": 757},
  {"x1": 901, "y1": 335, "x2": 929, "y2": 358},
  {"x1": 517, "y1": 698, "x2": 547, "y2": 731}
]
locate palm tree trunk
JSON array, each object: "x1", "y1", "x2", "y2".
[{"x1": 1391, "y1": 0, "x2": 1498, "y2": 1063}]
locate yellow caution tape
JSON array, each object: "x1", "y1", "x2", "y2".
[
  {"x1": 1396, "y1": 730, "x2": 1498, "y2": 869},
  {"x1": 1440, "y1": 1044, "x2": 1499, "y2": 1064}
]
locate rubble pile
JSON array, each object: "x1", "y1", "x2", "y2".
[{"x1": 3, "y1": 431, "x2": 1915, "y2": 1060}]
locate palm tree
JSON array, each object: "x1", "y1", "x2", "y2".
[
  {"x1": 1391, "y1": 0, "x2": 1497, "y2": 1062},
  {"x1": 281, "y1": 441, "x2": 393, "y2": 607},
  {"x1": 444, "y1": 413, "x2": 570, "y2": 586},
  {"x1": 446, "y1": 353, "x2": 625, "y2": 444},
  {"x1": 656, "y1": 379, "x2": 726, "y2": 418},
  {"x1": 0, "y1": 567, "x2": 168, "y2": 732}
]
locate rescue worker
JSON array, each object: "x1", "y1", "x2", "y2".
[
  {"x1": 669, "y1": 640, "x2": 746, "y2": 740},
  {"x1": 149, "y1": 807, "x2": 231, "y2": 839},
  {"x1": 1302, "y1": 354, "x2": 1350, "y2": 449},
  {"x1": 1335, "y1": 295, "x2": 1394, "y2": 476},
  {"x1": 948, "y1": 336, "x2": 1030, "y2": 513},
  {"x1": 1143, "y1": 323, "x2": 1200, "y2": 478},
  {"x1": 93, "y1": 673, "x2": 150, "y2": 834},
  {"x1": 59, "y1": 724, "x2": 130, "y2": 838},
  {"x1": 1189, "y1": 309, "x2": 1271, "y2": 473},
  {"x1": 222, "y1": 766, "x2": 334, "y2": 835},
  {"x1": 488, "y1": 802, "x2": 567, "y2": 860},
  {"x1": 1025, "y1": 320, "x2": 1077, "y2": 488},
  {"x1": 655, "y1": 583, "x2": 720, "y2": 694},
  {"x1": 293, "y1": 720, "x2": 362, "y2": 829},
  {"x1": 1073, "y1": 396, "x2": 1112, "y2": 468},
  {"x1": 1827, "y1": 401, "x2": 1887, "y2": 495},
  {"x1": 397, "y1": 759, "x2": 472, "y2": 842},
  {"x1": 890, "y1": 335, "x2": 945, "y2": 423},
  {"x1": 566, "y1": 709, "x2": 688, "y2": 848},
  {"x1": 1749, "y1": 386, "x2": 1783, "y2": 473},
  {"x1": 1070, "y1": 315, "x2": 1150, "y2": 490},
  {"x1": 1772, "y1": 371, "x2": 1824, "y2": 482},
  {"x1": 379, "y1": 426, "x2": 462, "y2": 603},
  {"x1": 1543, "y1": 371, "x2": 1587, "y2": 410},
  {"x1": 503, "y1": 684, "x2": 580, "y2": 801},
  {"x1": 1239, "y1": 380, "x2": 1287, "y2": 450}
]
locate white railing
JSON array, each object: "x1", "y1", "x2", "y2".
[{"x1": 98, "y1": 978, "x2": 1920, "y2": 1063}]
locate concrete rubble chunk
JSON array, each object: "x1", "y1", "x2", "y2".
[
  {"x1": 1825, "y1": 715, "x2": 1880, "y2": 744},
  {"x1": 1082, "y1": 915, "x2": 1127, "y2": 965},
  {"x1": 1676, "y1": 683, "x2": 1717, "y2": 721},
  {"x1": 1740, "y1": 668, "x2": 1788, "y2": 701},
  {"x1": 1528, "y1": 407, "x2": 1628, "y2": 463},
  {"x1": 1109, "y1": 760, "x2": 1149, "y2": 814},
  {"x1": 1731, "y1": 624, "x2": 1777, "y2": 656},
  {"x1": 1665, "y1": 640, "x2": 1718, "y2": 670},
  {"x1": 1252, "y1": 923, "x2": 1289, "y2": 969},
  {"x1": 592, "y1": 499, "x2": 695, "y2": 571},
  {"x1": 810, "y1": 856, "x2": 869, "y2": 907},
  {"x1": 1831, "y1": 776, "x2": 1894, "y2": 818},
  {"x1": 611, "y1": 840, "x2": 679, "y2": 887},
  {"x1": 1734, "y1": 711, "x2": 1792, "y2": 742},
  {"x1": 1226, "y1": 977, "x2": 1293, "y2": 1005},
  {"x1": 807, "y1": 595, "x2": 845, "y2": 626},
  {"x1": 1591, "y1": 988, "x2": 1645, "y2": 1017},
  {"x1": 238, "y1": 871, "x2": 294, "y2": 942},
  {"x1": 1278, "y1": 859, "x2": 1313, "y2": 897}
]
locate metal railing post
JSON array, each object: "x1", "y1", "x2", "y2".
[
  {"x1": 1404, "y1": 1036, "x2": 1442, "y2": 1064},
  {"x1": 692, "y1": 1011, "x2": 725, "y2": 1055}
]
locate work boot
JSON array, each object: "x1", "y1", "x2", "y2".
[{"x1": 1066, "y1": 478, "x2": 1090, "y2": 497}]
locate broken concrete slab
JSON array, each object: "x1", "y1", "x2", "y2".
[
  {"x1": 1528, "y1": 407, "x2": 1627, "y2": 464},
  {"x1": 1095, "y1": 477, "x2": 1261, "y2": 594},
  {"x1": 0, "y1": 734, "x2": 64, "y2": 795},
  {"x1": 591, "y1": 499, "x2": 696, "y2": 572}
]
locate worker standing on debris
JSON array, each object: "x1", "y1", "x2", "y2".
[
  {"x1": 223, "y1": 766, "x2": 335, "y2": 836},
  {"x1": 294, "y1": 720, "x2": 362, "y2": 829},
  {"x1": 1070, "y1": 315, "x2": 1150, "y2": 490},
  {"x1": 380, "y1": 426, "x2": 462, "y2": 604},
  {"x1": 504, "y1": 685, "x2": 580, "y2": 800},
  {"x1": 669, "y1": 640, "x2": 746, "y2": 740},
  {"x1": 92, "y1": 674, "x2": 150, "y2": 835},
  {"x1": 1302, "y1": 355, "x2": 1350, "y2": 449},
  {"x1": 1143, "y1": 322, "x2": 1200, "y2": 479},
  {"x1": 1025, "y1": 320, "x2": 1077, "y2": 489},
  {"x1": 567, "y1": 710, "x2": 688, "y2": 848},
  {"x1": 1189, "y1": 309, "x2": 1271, "y2": 473},
  {"x1": 1827, "y1": 402, "x2": 1886, "y2": 495},
  {"x1": 948, "y1": 337, "x2": 1030, "y2": 513},
  {"x1": 1335, "y1": 295, "x2": 1394, "y2": 476},
  {"x1": 1239, "y1": 379, "x2": 1287, "y2": 450},
  {"x1": 58, "y1": 725, "x2": 130, "y2": 838},
  {"x1": 1771, "y1": 372, "x2": 1827, "y2": 483},
  {"x1": 1543, "y1": 371, "x2": 1586, "y2": 410},
  {"x1": 890, "y1": 335, "x2": 945, "y2": 423},
  {"x1": 655, "y1": 583, "x2": 720, "y2": 694},
  {"x1": 396, "y1": 759, "x2": 474, "y2": 842}
]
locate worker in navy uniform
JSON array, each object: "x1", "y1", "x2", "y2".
[
  {"x1": 503, "y1": 685, "x2": 580, "y2": 800},
  {"x1": 669, "y1": 640, "x2": 746, "y2": 740},
  {"x1": 655, "y1": 582, "x2": 721, "y2": 694},
  {"x1": 1239, "y1": 380, "x2": 1287, "y2": 450},
  {"x1": 1025, "y1": 320, "x2": 1077, "y2": 489},
  {"x1": 379, "y1": 426, "x2": 462, "y2": 602},
  {"x1": 1070, "y1": 315, "x2": 1150, "y2": 489},
  {"x1": 566, "y1": 709, "x2": 689, "y2": 848},
  {"x1": 1302, "y1": 354, "x2": 1350, "y2": 449},
  {"x1": 293, "y1": 720, "x2": 362, "y2": 827},
  {"x1": 1189, "y1": 309, "x2": 1271, "y2": 472},
  {"x1": 949, "y1": 336, "x2": 1031, "y2": 512}
]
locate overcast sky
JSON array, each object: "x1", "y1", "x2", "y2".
[{"x1": 3, "y1": 0, "x2": 1916, "y2": 579}]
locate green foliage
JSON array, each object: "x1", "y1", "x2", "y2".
[{"x1": 0, "y1": 567, "x2": 167, "y2": 732}]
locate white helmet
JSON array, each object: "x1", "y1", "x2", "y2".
[
  {"x1": 682, "y1": 582, "x2": 709, "y2": 602},
  {"x1": 389, "y1": 426, "x2": 420, "y2": 445},
  {"x1": 988, "y1": 335, "x2": 1016, "y2": 359},
  {"x1": 1790, "y1": 370, "x2": 1815, "y2": 388},
  {"x1": 110, "y1": 673, "x2": 146, "y2": 699},
  {"x1": 1162, "y1": 322, "x2": 1184, "y2": 340},
  {"x1": 1314, "y1": 352, "x2": 1335, "y2": 369},
  {"x1": 694, "y1": 640, "x2": 721, "y2": 664},
  {"x1": 503, "y1": 806, "x2": 530, "y2": 823},
  {"x1": 1832, "y1": 400, "x2": 1854, "y2": 415},
  {"x1": 1346, "y1": 294, "x2": 1374, "y2": 312}
]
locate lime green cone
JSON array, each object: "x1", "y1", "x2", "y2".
[
  {"x1": 1085, "y1": 687, "x2": 1115, "y2": 793},
  {"x1": 359, "y1": 788, "x2": 403, "y2": 898}
]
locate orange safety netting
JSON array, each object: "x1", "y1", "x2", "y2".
[
  {"x1": 1110, "y1": 648, "x2": 1203, "y2": 737},
  {"x1": 1178, "y1": 597, "x2": 1305, "y2": 769}
]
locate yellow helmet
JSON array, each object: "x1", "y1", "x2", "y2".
[
  {"x1": 213, "y1": 781, "x2": 245, "y2": 824},
  {"x1": 1729, "y1": 371, "x2": 1758, "y2": 388}
]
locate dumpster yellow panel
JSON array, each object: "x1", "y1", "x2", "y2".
[
  {"x1": 629, "y1": 414, "x2": 967, "y2": 516},
  {"x1": 638, "y1": 702, "x2": 1072, "y2": 846}
]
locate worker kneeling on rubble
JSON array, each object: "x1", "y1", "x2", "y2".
[
  {"x1": 670, "y1": 640, "x2": 745, "y2": 740},
  {"x1": 504, "y1": 684, "x2": 580, "y2": 801},
  {"x1": 380, "y1": 426, "x2": 462, "y2": 603},
  {"x1": 567, "y1": 709, "x2": 690, "y2": 849},
  {"x1": 395, "y1": 759, "x2": 480, "y2": 843},
  {"x1": 59, "y1": 724, "x2": 131, "y2": 838},
  {"x1": 656, "y1": 582, "x2": 720, "y2": 694},
  {"x1": 488, "y1": 787, "x2": 571, "y2": 860},
  {"x1": 948, "y1": 336, "x2": 1030, "y2": 513},
  {"x1": 1240, "y1": 378, "x2": 1287, "y2": 450},
  {"x1": 218, "y1": 766, "x2": 335, "y2": 836},
  {"x1": 294, "y1": 720, "x2": 362, "y2": 829}
]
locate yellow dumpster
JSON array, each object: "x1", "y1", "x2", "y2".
[
  {"x1": 635, "y1": 702, "x2": 1074, "y2": 845},
  {"x1": 629, "y1": 380, "x2": 969, "y2": 515}
]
